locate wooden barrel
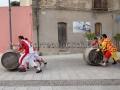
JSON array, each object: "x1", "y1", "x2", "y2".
[
  {"x1": 1, "y1": 50, "x2": 20, "y2": 70},
  {"x1": 83, "y1": 46, "x2": 103, "y2": 66}
]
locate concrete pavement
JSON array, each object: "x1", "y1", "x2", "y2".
[{"x1": 0, "y1": 53, "x2": 120, "y2": 89}]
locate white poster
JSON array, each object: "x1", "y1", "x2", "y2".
[{"x1": 73, "y1": 22, "x2": 91, "y2": 33}]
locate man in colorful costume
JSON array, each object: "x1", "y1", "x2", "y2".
[{"x1": 99, "y1": 34, "x2": 120, "y2": 66}]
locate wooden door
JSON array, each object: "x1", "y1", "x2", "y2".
[
  {"x1": 58, "y1": 22, "x2": 67, "y2": 48},
  {"x1": 95, "y1": 23, "x2": 102, "y2": 36}
]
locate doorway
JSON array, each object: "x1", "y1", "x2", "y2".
[
  {"x1": 58, "y1": 22, "x2": 67, "y2": 48},
  {"x1": 95, "y1": 23, "x2": 102, "y2": 36}
]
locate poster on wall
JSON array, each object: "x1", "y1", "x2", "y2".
[{"x1": 73, "y1": 22, "x2": 91, "y2": 33}]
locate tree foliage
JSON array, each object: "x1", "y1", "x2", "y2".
[
  {"x1": 82, "y1": 33, "x2": 96, "y2": 47},
  {"x1": 10, "y1": 1, "x2": 20, "y2": 6},
  {"x1": 83, "y1": 33, "x2": 96, "y2": 40},
  {"x1": 113, "y1": 33, "x2": 120, "y2": 41},
  {"x1": 113, "y1": 33, "x2": 120, "y2": 51}
]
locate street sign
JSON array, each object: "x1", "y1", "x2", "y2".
[{"x1": 116, "y1": 18, "x2": 120, "y2": 21}]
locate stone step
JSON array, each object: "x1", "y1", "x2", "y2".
[
  {"x1": 59, "y1": 49, "x2": 70, "y2": 55},
  {"x1": 59, "y1": 49, "x2": 68, "y2": 52}
]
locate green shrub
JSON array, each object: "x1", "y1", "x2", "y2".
[
  {"x1": 82, "y1": 33, "x2": 96, "y2": 40},
  {"x1": 113, "y1": 33, "x2": 120, "y2": 51}
]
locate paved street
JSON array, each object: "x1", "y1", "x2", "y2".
[{"x1": 0, "y1": 53, "x2": 120, "y2": 90}]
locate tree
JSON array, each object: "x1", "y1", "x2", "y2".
[
  {"x1": 82, "y1": 33, "x2": 96, "y2": 47},
  {"x1": 113, "y1": 33, "x2": 120, "y2": 51},
  {"x1": 10, "y1": 1, "x2": 20, "y2": 6},
  {"x1": 82, "y1": 33, "x2": 96, "y2": 40}
]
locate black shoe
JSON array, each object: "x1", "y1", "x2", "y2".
[
  {"x1": 112, "y1": 61, "x2": 117, "y2": 64},
  {"x1": 19, "y1": 69, "x2": 26, "y2": 72},
  {"x1": 39, "y1": 62, "x2": 41, "y2": 66},
  {"x1": 107, "y1": 61, "x2": 109, "y2": 63},
  {"x1": 36, "y1": 69, "x2": 42, "y2": 73},
  {"x1": 27, "y1": 67, "x2": 30, "y2": 69},
  {"x1": 44, "y1": 62, "x2": 47, "y2": 65}
]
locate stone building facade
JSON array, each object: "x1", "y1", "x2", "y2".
[
  {"x1": 20, "y1": 0, "x2": 32, "y2": 6},
  {"x1": 32, "y1": 0, "x2": 120, "y2": 55}
]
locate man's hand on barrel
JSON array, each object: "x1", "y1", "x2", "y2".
[
  {"x1": 13, "y1": 48, "x2": 22, "y2": 53},
  {"x1": 96, "y1": 49, "x2": 100, "y2": 52},
  {"x1": 15, "y1": 49, "x2": 23, "y2": 53},
  {"x1": 12, "y1": 43, "x2": 19, "y2": 46},
  {"x1": 15, "y1": 50, "x2": 21, "y2": 53},
  {"x1": 96, "y1": 48, "x2": 102, "y2": 52}
]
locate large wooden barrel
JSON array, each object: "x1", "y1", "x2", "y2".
[
  {"x1": 1, "y1": 50, "x2": 20, "y2": 70},
  {"x1": 83, "y1": 46, "x2": 103, "y2": 65}
]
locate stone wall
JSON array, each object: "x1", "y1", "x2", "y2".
[
  {"x1": 32, "y1": 0, "x2": 120, "y2": 55},
  {"x1": 37, "y1": 0, "x2": 120, "y2": 11},
  {"x1": 33, "y1": 9, "x2": 120, "y2": 55}
]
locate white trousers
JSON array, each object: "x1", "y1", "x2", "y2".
[
  {"x1": 20, "y1": 53, "x2": 37, "y2": 67},
  {"x1": 34, "y1": 51, "x2": 42, "y2": 61},
  {"x1": 19, "y1": 53, "x2": 30, "y2": 65}
]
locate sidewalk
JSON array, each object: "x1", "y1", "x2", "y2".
[{"x1": 0, "y1": 53, "x2": 120, "y2": 90}]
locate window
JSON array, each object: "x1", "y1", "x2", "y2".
[
  {"x1": 94, "y1": 0, "x2": 101, "y2": 8},
  {"x1": 93, "y1": 0, "x2": 108, "y2": 10},
  {"x1": 95, "y1": 23, "x2": 102, "y2": 36}
]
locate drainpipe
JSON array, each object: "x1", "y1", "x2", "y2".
[
  {"x1": 8, "y1": 0, "x2": 13, "y2": 49},
  {"x1": 118, "y1": 0, "x2": 120, "y2": 33},
  {"x1": 112, "y1": 12, "x2": 114, "y2": 37},
  {"x1": 36, "y1": 0, "x2": 39, "y2": 51},
  {"x1": 118, "y1": 21, "x2": 120, "y2": 33}
]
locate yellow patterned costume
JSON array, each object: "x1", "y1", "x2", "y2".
[{"x1": 100, "y1": 38, "x2": 118, "y2": 61}]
